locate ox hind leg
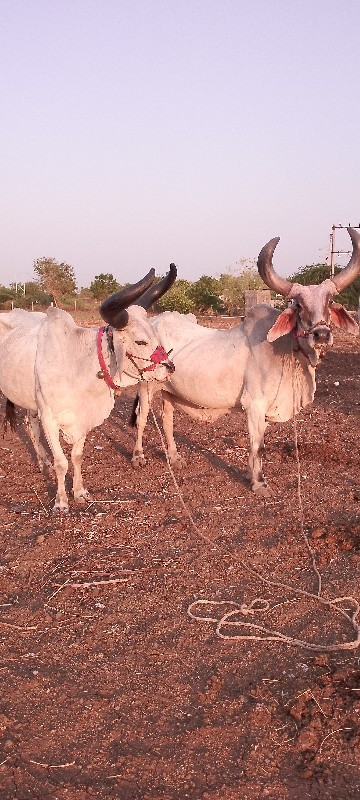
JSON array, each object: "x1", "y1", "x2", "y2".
[
  {"x1": 71, "y1": 436, "x2": 90, "y2": 504},
  {"x1": 3, "y1": 401, "x2": 53, "y2": 474},
  {"x1": 25, "y1": 410, "x2": 54, "y2": 473},
  {"x1": 3, "y1": 399, "x2": 16, "y2": 433},
  {"x1": 38, "y1": 407, "x2": 69, "y2": 511},
  {"x1": 246, "y1": 405, "x2": 270, "y2": 497}
]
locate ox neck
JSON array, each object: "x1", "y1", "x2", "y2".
[
  {"x1": 96, "y1": 326, "x2": 122, "y2": 395},
  {"x1": 292, "y1": 330, "x2": 318, "y2": 367}
]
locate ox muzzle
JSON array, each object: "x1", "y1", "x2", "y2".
[
  {"x1": 296, "y1": 324, "x2": 333, "y2": 348},
  {"x1": 125, "y1": 345, "x2": 175, "y2": 378},
  {"x1": 311, "y1": 325, "x2": 332, "y2": 345}
]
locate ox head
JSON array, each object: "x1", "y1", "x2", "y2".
[
  {"x1": 257, "y1": 227, "x2": 360, "y2": 366},
  {"x1": 99, "y1": 267, "x2": 176, "y2": 384}
]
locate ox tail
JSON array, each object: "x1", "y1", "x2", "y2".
[
  {"x1": 129, "y1": 395, "x2": 140, "y2": 428},
  {"x1": 3, "y1": 399, "x2": 17, "y2": 434}
]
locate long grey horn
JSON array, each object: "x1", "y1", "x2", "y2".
[
  {"x1": 99, "y1": 268, "x2": 155, "y2": 329},
  {"x1": 257, "y1": 237, "x2": 293, "y2": 297},
  {"x1": 331, "y1": 228, "x2": 360, "y2": 293},
  {"x1": 133, "y1": 263, "x2": 177, "y2": 310}
]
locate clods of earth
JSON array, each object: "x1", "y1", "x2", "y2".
[{"x1": 0, "y1": 320, "x2": 359, "y2": 799}]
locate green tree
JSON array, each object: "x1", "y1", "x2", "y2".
[
  {"x1": 90, "y1": 273, "x2": 122, "y2": 300},
  {"x1": 0, "y1": 285, "x2": 15, "y2": 308},
  {"x1": 33, "y1": 257, "x2": 77, "y2": 305},
  {"x1": 157, "y1": 280, "x2": 194, "y2": 313},
  {"x1": 90, "y1": 272, "x2": 122, "y2": 300},
  {"x1": 219, "y1": 265, "x2": 266, "y2": 315},
  {"x1": 218, "y1": 274, "x2": 243, "y2": 315},
  {"x1": 188, "y1": 275, "x2": 221, "y2": 313},
  {"x1": 9, "y1": 281, "x2": 52, "y2": 308},
  {"x1": 288, "y1": 263, "x2": 329, "y2": 285},
  {"x1": 288, "y1": 263, "x2": 360, "y2": 309}
]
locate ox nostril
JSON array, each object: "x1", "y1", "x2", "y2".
[
  {"x1": 166, "y1": 360, "x2": 176, "y2": 374},
  {"x1": 313, "y1": 327, "x2": 331, "y2": 344}
]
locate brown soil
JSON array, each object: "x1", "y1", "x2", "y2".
[{"x1": 0, "y1": 319, "x2": 359, "y2": 799}]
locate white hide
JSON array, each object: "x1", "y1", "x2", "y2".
[
  {"x1": 131, "y1": 295, "x2": 356, "y2": 496},
  {"x1": 0, "y1": 305, "x2": 172, "y2": 510}
]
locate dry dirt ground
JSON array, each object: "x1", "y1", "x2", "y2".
[{"x1": 0, "y1": 318, "x2": 359, "y2": 799}]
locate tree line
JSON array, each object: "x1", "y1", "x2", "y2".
[{"x1": 1, "y1": 256, "x2": 358, "y2": 314}]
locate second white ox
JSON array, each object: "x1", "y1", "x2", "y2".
[
  {"x1": 130, "y1": 229, "x2": 360, "y2": 496},
  {"x1": 0, "y1": 269, "x2": 175, "y2": 510}
]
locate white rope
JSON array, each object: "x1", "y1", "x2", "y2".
[
  {"x1": 291, "y1": 351, "x2": 322, "y2": 595},
  {"x1": 149, "y1": 405, "x2": 213, "y2": 545},
  {"x1": 187, "y1": 596, "x2": 360, "y2": 651},
  {"x1": 146, "y1": 369, "x2": 360, "y2": 652}
]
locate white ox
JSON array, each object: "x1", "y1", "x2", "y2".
[
  {"x1": 0, "y1": 269, "x2": 175, "y2": 511},
  {"x1": 130, "y1": 229, "x2": 360, "y2": 496}
]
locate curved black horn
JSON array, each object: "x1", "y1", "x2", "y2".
[
  {"x1": 257, "y1": 237, "x2": 293, "y2": 297},
  {"x1": 332, "y1": 228, "x2": 360, "y2": 293},
  {"x1": 133, "y1": 263, "x2": 177, "y2": 310},
  {"x1": 99, "y1": 268, "x2": 155, "y2": 329}
]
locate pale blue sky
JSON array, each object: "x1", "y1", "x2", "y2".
[{"x1": 1, "y1": 0, "x2": 359, "y2": 288}]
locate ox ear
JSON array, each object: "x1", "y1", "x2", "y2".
[
  {"x1": 267, "y1": 307, "x2": 297, "y2": 342},
  {"x1": 330, "y1": 301, "x2": 359, "y2": 335}
]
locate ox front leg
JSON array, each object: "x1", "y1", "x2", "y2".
[
  {"x1": 246, "y1": 406, "x2": 270, "y2": 498},
  {"x1": 71, "y1": 436, "x2": 91, "y2": 504},
  {"x1": 39, "y1": 408, "x2": 69, "y2": 512},
  {"x1": 131, "y1": 386, "x2": 151, "y2": 468},
  {"x1": 162, "y1": 392, "x2": 184, "y2": 467}
]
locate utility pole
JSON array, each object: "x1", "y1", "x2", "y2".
[{"x1": 330, "y1": 224, "x2": 360, "y2": 279}]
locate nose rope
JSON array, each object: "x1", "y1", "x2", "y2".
[
  {"x1": 293, "y1": 328, "x2": 310, "y2": 340},
  {"x1": 125, "y1": 345, "x2": 171, "y2": 376},
  {"x1": 293, "y1": 318, "x2": 331, "y2": 356},
  {"x1": 294, "y1": 320, "x2": 329, "y2": 340}
]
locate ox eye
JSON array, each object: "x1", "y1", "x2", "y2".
[{"x1": 135, "y1": 340, "x2": 147, "y2": 346}]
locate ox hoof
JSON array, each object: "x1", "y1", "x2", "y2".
[
  {"x1": 74, "y1": 491, "x2": 92, "y2": 504},
  {"x1": 253, "y1": 484, "x2": 272, "y2": 498},
  {"x1": 53, "y1": 504, "x2": 69, "y2": 514},
  {"x1": 131, "y1": 455, "x2": 146, "y2": 468},
  {"x1": 169, "y1": 454, "x2": 185, "y2": 469}
]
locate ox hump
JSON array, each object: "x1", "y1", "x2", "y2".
[
  {"x1": 46, "y1": 306, "x2": 77, "y2": 325},
  {"x1": 0, "y1": 308, "x2": 45, "y2": 330}
]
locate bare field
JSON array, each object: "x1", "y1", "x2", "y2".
[{"x1": 0, "y1": 317, "x2": 359, "y2": 799}]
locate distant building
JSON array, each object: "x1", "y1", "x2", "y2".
[{"x1": 244, "y1": 289, "x2": 273, "y2": 314}]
